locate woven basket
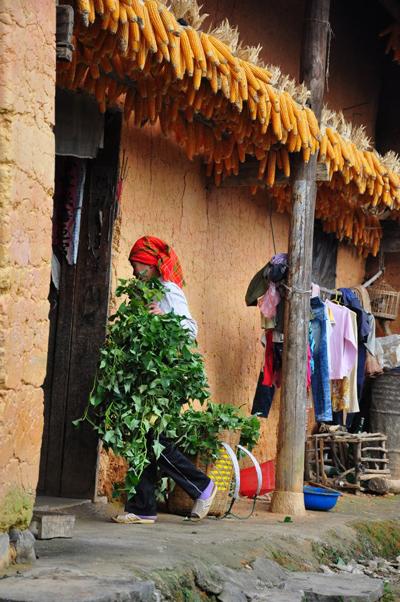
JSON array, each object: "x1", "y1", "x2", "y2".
[
  {"x1": 368, "y1": 280, "x2": 400, "y2": 320},
  {"x1": 167, "y1": 429, "x2": 241, "y2": 517}
]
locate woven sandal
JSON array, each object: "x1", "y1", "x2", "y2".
[
  {"x1": 111, "y1": 513, "x2": 156, "y2": 524},
  {"x1": 190, "y1": 485, "x2": 218, "y2": 520}
]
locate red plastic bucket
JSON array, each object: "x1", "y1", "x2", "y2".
[{"x1": 239, "y1": 459, "x2": 275, "y2": 497}]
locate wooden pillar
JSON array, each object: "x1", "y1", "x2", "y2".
[{"x1": 270, "y1": 0, "x2": 331, "y2": 515}]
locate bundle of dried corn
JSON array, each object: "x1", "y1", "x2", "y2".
[
  {"x1": 317, "y1": 110, "x2": 400, "y2": 214},
  {"x1": 380, "y1": 22, "x2": 400, "y2": 64},
  {"x1": 316, "y1": 183, "x2": 383, "y2": 257},
  {"x1": 265, "y1": 183, "x2": 382, "y2": 256},
  {"x1": 59, "y1": 1, "x2": 322, "y2": 190},
  {"x1": 59, "y1": 0, "x2": 400, "y2": 256}
]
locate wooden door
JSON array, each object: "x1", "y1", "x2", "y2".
[{"x1": 38, "y1": 111, "x2": 121, "y2": 498}]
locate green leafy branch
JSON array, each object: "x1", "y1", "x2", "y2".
[{"x1": 76, "y1": 277, "x2": 210, "y2": 496}]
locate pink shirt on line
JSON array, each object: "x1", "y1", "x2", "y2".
[{"x1": 326, "y1": 300, "x2": 357, "y2": 379}]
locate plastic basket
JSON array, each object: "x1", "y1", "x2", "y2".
[
  {"x1": 167, "y1": 429, "x2": 241, "y2": 517},
  {"x1": 239, "y1": 460, "x2": 275, "y2": 497},
  {"x1": 368, "y1": 280, "x2": 400, "y2": 320}
]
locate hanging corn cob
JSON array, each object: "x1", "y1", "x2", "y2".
[{"x1": 62, "y1": 0, "x2": 399, "y2": 257}]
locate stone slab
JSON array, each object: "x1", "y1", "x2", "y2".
[
  {"x1": 251, "y1": 556, "x2": 289, "y2": 586},
  {"x1": 0, "y1": 534, "x2": 10, "y2": 570},
  {"x1": 8, "y1": 530, "x2": 36, "y2": 564},
  {"x1": 251, "y1": 591, "x2": 305, "y2": 602},
  {"x1": 0, "y1": 569, "x2": 155, "y2": 602},
  {"x1": 30, "y1": 512, "x2": 75, "y2": 539},
  {"x1": 284, "y1": 572, "x2": 384, "y2": 601}
]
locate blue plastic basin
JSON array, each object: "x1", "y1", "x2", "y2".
[{"x1": 303, "y1": 485, "x2": 341, "y2": 511}]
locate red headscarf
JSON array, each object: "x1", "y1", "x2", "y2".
[{"x1": 129, "y1": 236, "x2": 184, "y2": 288}]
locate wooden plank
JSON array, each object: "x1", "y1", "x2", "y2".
[
  {"x1": 38, "y1": 255, "x2": 77, "y2": 495},
  {"x1": 206, "y1": 159, "x2": 330, "y2": 188},
  {"x1": 270, "y1": 0, "x2": 331, "y2": 516},
  {"x1": 37, "y1": 279, "x2": 63, "y2": 493},
  {"x1": 354, "y1": 441, "x2": 362, "y2": 490},
  {"x1": 361, "y1": 469, "x2": 391, "y2": 475}
]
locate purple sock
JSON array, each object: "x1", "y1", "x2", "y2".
[{"x1": 198, "y1": 480, "x2": 214, "y2": 500}]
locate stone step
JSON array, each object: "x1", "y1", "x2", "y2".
[
  {"x1": 0, "y1": 569, "x2": 155, "y2": 602},
  {"x1": 30, "y1": 511, "x2": 75, "y2": 540},
  {"x1": 284, "y1": 571, "x2": 384, "y2": 601}
]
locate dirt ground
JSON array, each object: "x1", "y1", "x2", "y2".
[{"x1": 1, "y1": 493, "x2": 400, "y2": 600}]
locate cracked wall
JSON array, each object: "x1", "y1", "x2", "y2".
[{"x1": 0, "y1": 1, "x2": 55, "y2": 531}]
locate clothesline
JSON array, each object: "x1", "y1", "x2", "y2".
[
  {"x1": 319, "y1": 286, "x2": 342, "y2": 297},
  {"x1": 316, "y1": 268, "x2": 383, "y2": 299}
]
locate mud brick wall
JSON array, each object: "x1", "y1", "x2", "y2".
[{"x1": 0, "y1": 1, "x2": 55, "y2": 531}]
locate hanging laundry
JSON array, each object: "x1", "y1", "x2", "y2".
[
  {"x1": 310, "y1": 297, "x2": 332, "y2": 422},
  {"x1": 307, "y1": 322, "x2": 315, "y2": 390},
  {"x1": 259, "y1": 282, "x2": 280, "y2": 319},
  {"x1": 350, "y1": 287, "x2": 383, "y2": 378},
  {"x1": 331, "y1": 378, "x2": 351, "y2": 412},
  {"x1": 339, "y1": 288, "x2": 371, "y2": 400},
  {"x1": 251, "y1": 372, "x2": 275, "y2": 418},
  {"x1": 262, "y1": 329, "x2": 274, "y2": 386},
  {"x1": 311, "y1": 283, "x2": 321, "y2": 298},
  {"x1": 325, "y1": 303, "x2": 335, "y2": 377},
  {"x1": 347, "y1": 309, "x2": 359, "y2": 413},
  {"x1": 53, "y1": 158, "x2": 87, "y2": 265},
  {"x1": 248, "y1": 253, "x2": 288, "y2": 419},
  {"x1": 325, "y1": 300, "x2": 357, "y2": 380},
  {"x1": 330, "y1": 309, "x2": 359, "y2": 413},
  {"x1": 245, "y1": 253, "x2": 288, "y2": 306}
]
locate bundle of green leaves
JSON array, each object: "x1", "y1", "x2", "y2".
[
  {"x1": 78, "y1": 277, "x2": 261, "y2": 497},
  {"x1": 175, "y1": 402, "x2": 260, "y2": 462},
  {"x1": 78, "y1": 277, "x2": 210, "y2": 495}
]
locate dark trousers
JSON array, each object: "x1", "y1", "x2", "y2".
[{"x1": 125, "y1": 434, "x2": 210, "y2": 516}]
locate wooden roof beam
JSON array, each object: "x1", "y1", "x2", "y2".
[{"x1": 205, "y1": 157, "x2": 330, "y2": 189}]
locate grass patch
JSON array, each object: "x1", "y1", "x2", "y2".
[
  {"x1": 0, "y1": 488, "x2": 34, "y2": 532},
  {"x1": 151, "y1": 568, "x2": 213, "y2": 601},
  {"x1": 352, "y1": 520, "x2": 400, "y2": 560}
]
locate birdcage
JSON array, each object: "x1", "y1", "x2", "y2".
[{"x1": 368, "y1": 280, "x2": 400, "y2": 320}]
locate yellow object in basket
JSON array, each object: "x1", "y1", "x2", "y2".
[{"x1": 208, "y1": 447, "x2": 234, "y2": 492}]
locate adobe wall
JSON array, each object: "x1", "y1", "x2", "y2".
[
  {"x1": 0, "y1": 1, "x2": 55, "y2": 534},
  {"x1": 336, "y1": 245, "x2": 366, "y2": 288},
  {"x1": 0, "y1": 0, "x2": 373, "y2": 525}
]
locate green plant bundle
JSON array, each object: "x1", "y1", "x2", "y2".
[
  {"x1": 175, "y1": 402, "x2": 261, "y2": 462},
  {"x1": 77, "y1": 277, "x2": 261, "y2": 497},
  {"x1": 77, "y1": 277, "x2": 210, "y2": 495}
]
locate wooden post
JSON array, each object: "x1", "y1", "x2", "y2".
[{"x1": 270, "y1": 0, "x2": 331, "y2": 515}]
